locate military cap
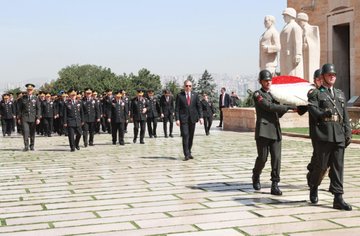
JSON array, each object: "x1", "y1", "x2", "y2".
[
  {"x1": 3, "y1": 93, "x2": 10, "y2": 99},
  {"x1": 147, "y1": 89, "x2": 154, "y2": 95},
  {"x1": 137, "y1": 89, "x2": 144, "y2": 96},
  {"x1": 68, "y1": 88, "x2": 77, "y2": 96},
  {"x1": 258, "y1": 69, "x2": 272, "y2": 81},
  {"x1": 61, "y1": 93, "x2": 68, "y2": 97},
  {"x1": 115, "y1": 90, "x2": 122, "y2": 98},
  {"x1": 84, "y1": 88, "x2": 92, "y2": 94},
  {"x1": 45, "y1": 92, "x2": 51, "y2": 97},
  {"x1": 93, "y1": 91, "x2": 98, "y2": 95},
  {"x1": 25, "y1": 83, "x2": 35, "y2": 90}
]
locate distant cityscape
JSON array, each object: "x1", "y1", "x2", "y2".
[{"x1": 2, "y1": 73, "x2": 260, "y2": 99}]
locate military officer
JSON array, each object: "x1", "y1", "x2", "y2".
[
  {"x1": 146, "y1": 89, "x2": 161, "y2": 138},
  {"x1": 41, "y1": 92, "x2": 56, "y2": 137},
  {"x1": 308, "y1": 63, "x2": 352, "y2": 210},
  {"x1": 131, "y1": 89, "x2": 148, "y2": 144},
  {"x1": 63, "y1": 88, "x2": 84, "y2": 152},
  {"x1": 121, "y1": 90, "x2": 130, "y2": 133},
  {"x1": 107, "y1": 90, "x2": 128, "y2": 145},
  {"x1": 0, "y1": 93, "x2": 16, "y2": 136},
  {"x1": 92, "y1": 91, "x2": 102, "y2": 134},
  {"x1": 103, "y1": 89, "x2": 113, "y2": 134},
  {"x1": 201, "y1": 93, "x2": 215, "y2": 136},
  {"x1": 160, "y1": 89, "x2": 175, "y2": 138},
  {"x1": 252, "y1": 70, "x2": 294, "y2": 195},
  {"x1": 82, "y1": 88, "x2": 100, "y2": 147},
  {"x1": 17, "y1": 84, "x2": 41, "y2": 151}
]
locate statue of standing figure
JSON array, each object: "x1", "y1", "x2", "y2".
[
  {"x1": 259, "y1": 15, "x2": 281, "y2": 75},
  {"x1": 280, "y1": 7, "x2": 304, "y2": 78},
  {"x1": 297, "y1": 12, "x2": 320, "y2": 81}
]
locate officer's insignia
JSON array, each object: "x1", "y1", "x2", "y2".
[
  {"x1": 92, "y1": 100, "x2": 95, "y2": 104},
  {"x1": 67, "y1": 105, "x2": 71, "y2": 109},
  {"x1": 254, "y1": 92, "x2": 263, "y2": 102}
]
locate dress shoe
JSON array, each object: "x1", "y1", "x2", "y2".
[
  {"x1": 188, "y1": 155, "x2": 194, "y2": 159},
  {"x1": 23, "y1": 147, "x2": 29, "y2": 152},
  {"x1": 271, "y1": 182, "x2": 282, "y2": 196},
  {"x1": 164, "y1": 135, "x2": 168, "y2": 138},
  {"x1": 149, "y1": 135, "x2": 153, "y2": 138},
  {"x1": 252, "y1": 175, "x2": 261, "y2": 190},
  {"x1": 183, "y1": 156, "x2": 190, "y2": 161},
  {"x1": 112, "y1": 142, "x2": 116, "y2": 145},
  {"x1": 154, "y1": 135, "x2": 157, "y2": 138},
  {"x1": 75, "y1": 146, "x2": 80, "y2": 150},
  {"x1": 89, "y1": 143, "x2": 94, "y2": 146},
  {"x1": 216, "y1": 125, "x2": 222, "y2": 128},
  {"x1": 140, "y1": 140, "x2": 145, "y2": 144},
  {"x1": 169, "y1": 134, "x2": 173, "y2": 138},
  {"x1": 309, "y1": 186, "x2": 318, "y2": 204},
  {"x1": 30, "y1": 146, "x2": 34, "y2": 151},
  {"x1": 133, "y1": 138, "x2": 137, "y2": 143},
  {"x1": 84, "y1": 143, "x2": 88, "y2": 147},
  {"x1": 119, "y1": 141, "x2": 125, "y2": 146},
  {"x1": 333, "y1": 194, "x2": 352, "y2": 211},
  {"x1": 70, "y1": 148, "x2": 75, "y2": 152}
]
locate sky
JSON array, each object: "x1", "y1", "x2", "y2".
[{"x1": 0, "y1": 0, "x2": 287, "y2": 91}]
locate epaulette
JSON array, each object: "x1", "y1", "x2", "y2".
[
  {"x1": 307, "y1": 88, "x2": 319, "y2": 98},
  {"x1": 253, "y1": 91, "x2": 263, "y2": 102}
]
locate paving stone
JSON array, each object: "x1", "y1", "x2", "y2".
[{"x1": 0, "y1": 123, "x2": 359, "y2": 235}]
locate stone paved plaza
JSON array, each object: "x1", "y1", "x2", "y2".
[{"x1": 1, "y1": 123, "x2": 360, "y2": 235}]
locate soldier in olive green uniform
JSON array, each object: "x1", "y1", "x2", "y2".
[
  {"x1": 17, "y1": 84, "x2": 41, "y2": 151},
  {"x1": 252, "y1": 70, "x2": 294, "y2": 195},
  {"x1": 308, "y1": 63, "x2": 352, "y2": 211}
]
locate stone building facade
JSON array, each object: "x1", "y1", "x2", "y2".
[{"x1": 288, "y1": 0, "x2": 360, "y2": 100}]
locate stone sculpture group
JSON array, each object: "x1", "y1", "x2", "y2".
[{"x1": 259, "y1": 7, "x2": 320, "y2": 81}]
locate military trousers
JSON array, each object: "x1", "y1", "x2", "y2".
[
  {"x1": 146, "y1": 117, "x2": 158, "y2": 137},
  {"x1": 162, "y1": 114, "x2": 173, "y2": 137},
  {"x1": 111, "y1": 121, "x2": 125, "y2": 144},
  {"x1": 133, "y1": 120, "x2": 146, "y2": 141},
  {"x1": 82, "y1": 121, "x2": 95, "y2": 145},
  {"x1": 309, "y1": 141, "x2": 345, "y2": 194},
  {"x1": 203, "y1": 116, "x2": 213, "y2": 135},
  {"x1": 22, "y1": 121, "x2": 36, "y2": 148},
  {"x1": 67, "y1": 126, "x2": 82, "y2": 150},
  {"x1": 253, "y1": 137, "x2": 281, "y2": 183}
]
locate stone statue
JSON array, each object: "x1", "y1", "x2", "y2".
[
  {"x1": 297, "y1": 12, "x2": 320, "y2": 81},
  {"x1": 280, "y1": 7, "x2": 304, "y2": 78},
  {"x1": 259, "y1": 15, "x2": 281, "y2": 75}
]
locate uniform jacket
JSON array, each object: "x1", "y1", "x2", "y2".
[
  {"x1": 41, "y1": 100, "x2": 56, "y2": 118},
  {"x1": 63, "y1": 100, "x2": 84, "y2": 127},
  {"x1": 108, "y1": 98, "x2": 128, "y2": 123},
  {"x1": 175, "y1": 91, "x2": 203, "y2": 124},
  {"x1": 160, "y1": 95, "x2": 174, "y2": 117},
  {"x1": 146, "y1": 96, "x2": 161, "y2": 118},
  {"x1": 219, "y1": 93, "x2": 231, "y2": 108},
  {"x1": 82, "y1": 98, "x2": 100, "y2": 123},
  {"x1": 308, "y1": 86, "x2": 351, "y2": 144},
  {"x1": 201, "y1": 99, "x2": 215, "y2": 118},
  {"x1": 131, "y1": 97, "x2": 148, "y2": 121},
  {"x1": 0, "y1": 100, "x2": 16, "y2": 119},
  {"x1": 17, "y1": 94, "x2": 41, "y2": 123},
  {"x1": 253, "y1": 88, "x2": 288, "y2": 141}
]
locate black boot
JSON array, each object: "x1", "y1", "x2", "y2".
[
  {"x1": 252, "y1": 175, "x2": 261, "y2": 190},
  {"x1": 309, "y1": 186, "x2": 318, "y2": 204},
  {"x1": 333, "y1": 194, "x2": 352, "y2": 211},
  {"x1": 271, "y1": 182, "x2": 282, "y2": 196}
]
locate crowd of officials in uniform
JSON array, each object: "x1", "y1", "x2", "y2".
[{"x1": 0, "y1": 82, "x2": 216, "y2": 153}]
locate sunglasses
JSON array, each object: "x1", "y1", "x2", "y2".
[{"x1": 185, "y1": 85, "x2": 192, "y2": 87}]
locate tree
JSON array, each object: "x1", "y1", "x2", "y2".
[
  {"x1": 197, "y1": 70, "x2": 217, "y2": 102},
  {"x1": 128, "y1": 68, "x2": 162, "y2": 97},
  {"x1": 164, "y1": 79, "x2": 181, "y2": 97}
]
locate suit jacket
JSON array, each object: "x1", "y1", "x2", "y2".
[
  {"x1": 201, "y1": 99, "x2": 215, "y2": 118},
  {"x1": 308, "y1": 86, "x2": 351, "y2": 144},
  {"x1": 146, "y1": 96, "x2": 161, "y2": 118},
  {"x1": 253, "y1": 88, "x2": 288, "y2": 141},
  {"x1": 63, "y1": 100, "x2": 84, "y2": 127},
  {"x1": 160, "y1": 95, "x2": 174, "y2": 117},
  {"x1": 17, "y1": 95, "x2": 41, "y2": 123},
  {"x1": 219, "y1": 93, "x2": 231, "y2": 108},
  {"x1": 175, "y1": 91, "x2": 203, "y2": 124}
]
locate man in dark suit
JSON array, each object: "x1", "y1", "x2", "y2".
[
  {"x1": 17, "y1": 84, "x2": 41, "y2": 151},
  {"x1": 252, "y1": 70, "x2": 293, "y2": 195},
  {"x1": 201, "y1": 93, "x2": 215, "y2": 136},
  {"x1": 307, "y1": 63, "x2": 352, "y2": 210},
  {"x1": 0, "y1": 93, "x2": 16, "y2": 136},
  {"x1": 63, "y1": 89, "x2": 84, "y2": 152},
  {"x1": 217, "y1": 87, "x2": 230, "y2": 127},
  {"x1": 40, "y1": 92, "x2": 56, "y2": 137},
  {"x1": 160, "y1": 89, "x2": 175, "y2": 138},
  {"x1": 175, "y1": 80, "x2": 203, "y2": 161},
  {"x1": 146, "y1": 89, "x2": 161, "y2": 138}
]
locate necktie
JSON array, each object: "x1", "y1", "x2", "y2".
[
  {"x1": 328, "y1": 88, "x2": 334, "y2": 98},
  {"x1": 187, "y1": 93, "x2": 191, "y2": 105}
]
